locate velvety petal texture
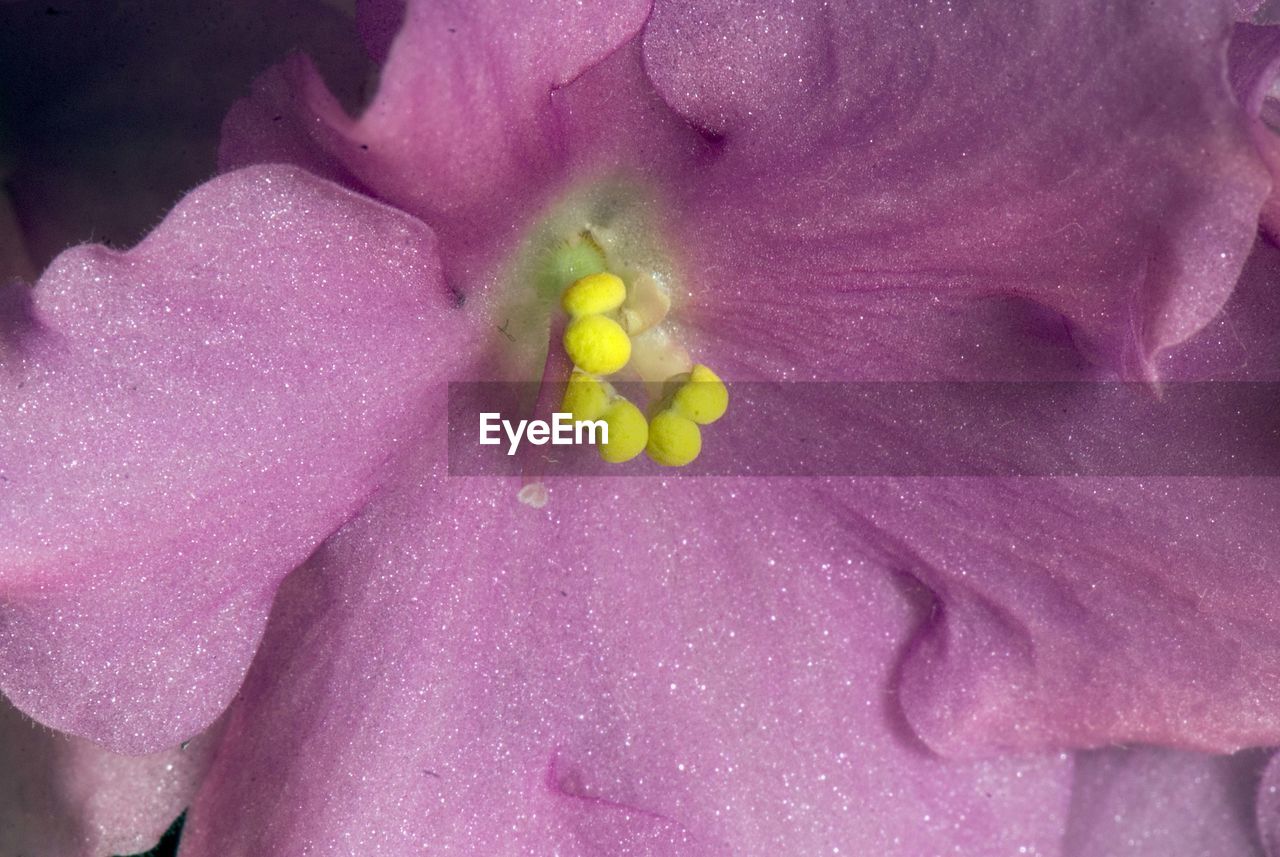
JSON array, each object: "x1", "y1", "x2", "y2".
[
  {"x1": 1062, "y1": 747, "x2": 1270, "y2": 856},
  {"x1": 644, "y1": 0, "x2": 1269, "y2": 375},
  {"x1": 0, "y1": 693, "x2": 218, "y2": 857},
  {"x1": 15, "y1": 0, "x2": 1273, "y2": 847},
  {"x1": 1229, "y1": 22, "x2": 1280, "y2": 240},
  {"x1": 0, "y1": 165, "x2": 472, "y2": 753},
  {"x1": 227, "y1": 0, "x2": 1270, "y2": 378},
  {"x1": 649, "y1": 4, "x2": 1280, "y2": 752},
  {"x1": 178, "y1": 438, "x2": 1073, "y2": 855},
  {"x1": 239, "y1": 0, "x2": 651, "y2": 220},
  {"x1": 214, "y1": 0, "x2": 1280, "y2": 762},
  {"x1": 682, "y1": 239, "x2": 1280, "y2": 755}
]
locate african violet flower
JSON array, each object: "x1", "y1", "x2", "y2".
[{"x1": 4, "y1": 0, "x2": 1280, "y2": 853}]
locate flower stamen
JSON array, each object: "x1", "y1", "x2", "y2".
[
  {"x1": 643, "y1": 364, "x2": 728, "y2": 467},
  {"x1": 559, "y1": 369, "x2": 649, "y2": 464}
]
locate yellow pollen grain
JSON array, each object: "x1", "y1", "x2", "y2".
[
  {"x1": 561, "y1": 272, "x2": 626, "y2": 317},
  {"x1": 564, "y1": 314, "x2": 631, "y2": 376},
  {"x1": 646, "y1": 410, "x2": 702, "y2": 467},
  {"x1": 599, "y1": 398, "x2": 648, "y2": 463},
  {"x1": 671, "y1": 364, "x2": 729, "y2": 425}
]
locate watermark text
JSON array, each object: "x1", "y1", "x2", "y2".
[{"x1": 480, "y1": 412, "x2": 607, "y2": 455}]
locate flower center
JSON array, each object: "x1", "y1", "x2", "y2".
[{"x1": 507, "y1": 181, "x2": 728, "y2": 468}]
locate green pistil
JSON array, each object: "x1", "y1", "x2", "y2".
[{"x1": 534, "y1": 232, "x2": 607, "y2": 299}]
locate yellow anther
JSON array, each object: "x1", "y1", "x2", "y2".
[
  {"x1": 560, "y1": 371, "x2": 609, "y2": 422},
  {"x1": 561, "y1": 272, "x2": 626, "y2": 317},
  {"x1": 599, "y1": 398, "x2": 648, "y2": 463},
  {"x1": 563, "y1": 314, "x2": 631, "y2": 376},
  {"x1": 671, "y1": 364, "x2": 729, "y2": 425},
  {"x1": 646, "y1": 410, "x2": 702, "y2": 467}
]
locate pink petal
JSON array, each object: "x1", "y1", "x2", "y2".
[
  {"x1": 0, "y1": 692, "x2": 220, "y2": 857},
  {"x1": 223, "y1": 0, "x2": 651, "y2": 222},
  {"x1": 1241, "y1": 0, "x2": 1267, "y2": 20},
  {"x1": 1229, "y1": 23, "x2": 1280, "y2": 241},
  {"x1": 682, "y1": 239, "x2": 1280, "y2": 754},
  {"x1": 0, "y1": 165, "x2": 475, "y2": 754},
  {"x1": 856, "y1": 476, "x2": 1280, "y2": 754},
  {"x1": 177, "y1": 446, "x2": 1072, "y2": 855},
  {"x1": 219, "y1": 25, "x2": 709, "y2": 302},
  {"x1": 1063, "y1": 747, "x2": 1270, "y2": 856},
  {"x1": 215, "y1": 28, "x2": 1280, "y2": 758},
  {"x1": 226, "y1": 0, "x2": 1269, "y2": 378},
  {"x1": 643, "y1": 0, "x2": 1269, "y2": 375}
]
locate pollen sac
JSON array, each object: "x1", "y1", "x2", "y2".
[
  {"x1": 559, "y1": 371, "x2": 647, "y2": 464},
  {"x1": 599, "y1": 398, "x2": 648, "y2": 463},
  {"x1": 643, "y1": 363, "x2": 728, "y2": 466},
  {"x1": 561, "y1": 272, "x2": 627, "y2": 317},
  {"x1": 563, "y1": 314, "x2": 631, "y2": 375},
  {"x1": 671, "y1": 364, "x2": 729, "y2": 424},
  {"x1": 560, "y1": 370, "x2": 610, "y2": 422},
  {"x1": 646, "y1": 409, "x2": 702, "y2": 467}
]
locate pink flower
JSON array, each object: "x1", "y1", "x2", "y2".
[{"x1": 3, "y1": 0, "x2": 1280, "y2": 853}]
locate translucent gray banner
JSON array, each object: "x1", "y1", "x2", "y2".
[{"x1": 446, "y1": 382, "x2": 1280, "y2": 476}]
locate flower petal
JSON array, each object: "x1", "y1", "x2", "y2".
[
  {"x1": 644, "y1": 0, "x2": 1269, "y2": 375},
  {"x1": 0, "y1": 165, "x2": 475, "y2": 753},
  {"x1": 684, "y1": 240, "x2": 1280, "y2": 755},
  {"x1": 1063, "y1": 747, "x2": 1270, "y2": 856},
  {"x1": 1229, "y1": 22, "x2": 1280, "y2": 240},
  {"x1": 0, "y1": 692, "x2": 219, "y2": 857},
  {"x1": 177, "y1": 447, "x2": 1072, "y2": 855},
  {"x1": 355, "y1": 0, "x2": 405, "y2": 64},
  {"x1": 221, "y1": 0, "x2": 651, "y2": 222}
]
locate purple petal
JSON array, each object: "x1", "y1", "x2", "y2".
[
  {"x1": 176, "y1": 455, "x2": 1072, "y2": 855},
  {"x1": 1063, "y1": 747, "x2": 1270, "y2": 856},
  {"x1": 0, "y1": 692, "x2": 220, "y2": 856},
  {"x1": 681, "y1": 239, "x2": 1280, "y2": 754},
  {"x1": 1229, "y1": 22, "x2": 1280, "y2": 240},
  {"x1": 355, "y1": 0, "x2": 405, "y2": 63},
  {"x1": 221, "y1": 0, "x2": 650, "y2": 221},
  {"x1": 213, "y1": 1, "x2": 1280, "y2": 759},
  {"x1": 220, "y1": 26, "x2": 708, "y2": 302},
  {"x1": 644, "y1": 0, "x2": 1269, "y2": 375},
  {"x1": 0, "y1": 165, "x2": 475, "y2": 753},
  {"x1": 226, "y1": 0, "x2": 1268, "y2": 378},
  {"x1": 862, "y1": 476, "x2": 1280, "y2": 755}
]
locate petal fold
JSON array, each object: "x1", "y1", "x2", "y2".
[
  {"x1": 177, "y1": 439, "x2": 1072, "y2": 855},
  {"x1": 645, "y1": 0, "x2": 1270, "y2": 374},
  {"x1": 223, "y1": 0, "x2": 652, "y2": 223},
  {"x1": 691, "y1": 240, "x2": 1280, "y2": 755},
  {"x1": 0, "y1": 692, "x2": 219, "y2": 857},
  {"x1": 1229, "y1": 22, "x2": 1280, "y2": 240},
  {"x1": 0, "y1": 165, "x2": 473, "y2": 753}
]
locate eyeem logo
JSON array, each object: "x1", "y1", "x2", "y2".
[{"x1": 480, "y1": 412, "x2": 607, "y2": 456}]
